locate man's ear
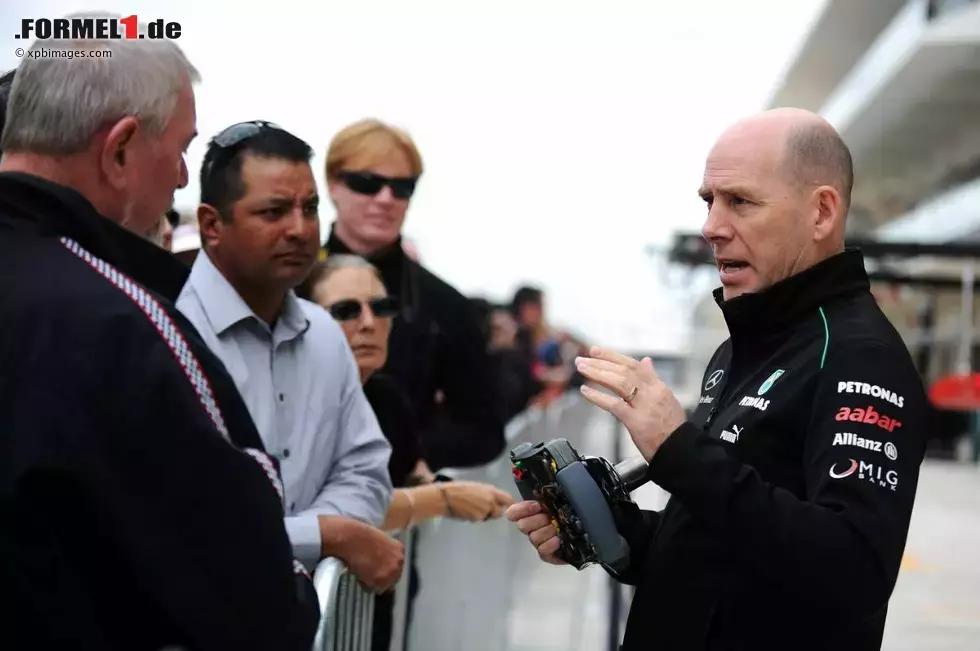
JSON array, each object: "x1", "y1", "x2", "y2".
[
  {"x1": 197, "y1": 203, "x2": 225, "y2": 250},
  {"x1": 811, "y1": 185, "x2": 843, "y2": 243},
  {"x1": 100, "y1": 116, "x2": 140, "y2": 190}
]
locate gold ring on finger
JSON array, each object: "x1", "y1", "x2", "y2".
[{"x1": 624, "y1": 385, "x2": 638, "y2": 404}]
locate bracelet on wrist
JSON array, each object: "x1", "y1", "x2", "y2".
[{"x1": 437, "y1": 483, "x2": 456, "y2": 518}]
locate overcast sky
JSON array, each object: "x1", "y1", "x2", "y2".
[{"x1": 1, "y1": 0, "x2": 827, "y2": 352}]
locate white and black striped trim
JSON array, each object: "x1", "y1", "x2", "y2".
[
  {"x1": 60, "y1": 238, "x2": 293, "y2": 509},
  {"x1": 63, "y1": 238, "x2": 312, "y2": 582},
  {"x1": 293, "y1": 559, "x2": 311, "y2": 580},
  {"x1": 60, "y1": 237, "x2": 230, "y2": 439},
  {"x1": 243, "y1": 448, "x2": 285, "y2": 502}
]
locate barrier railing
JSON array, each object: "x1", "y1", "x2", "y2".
[
  {"x1": 385, "y1": 527, "x2": 415, "y2": 651},
  {"x1": 312, "y1": 555, "x2": 376, "y2": 651},
  {"x1": 404, "y1": 392, "x2": 593, "y2": 651},
  {"x1": 310, "y1": 392, "x2": 594, "y2": 651}
]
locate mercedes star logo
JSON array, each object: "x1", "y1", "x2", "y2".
[{"x1": 704, "y1": 369, "x2": 724, "y2": 391}]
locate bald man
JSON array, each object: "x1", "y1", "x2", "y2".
[{"x1": 509, "y1": 109, "x2": 929, "y2": 651}]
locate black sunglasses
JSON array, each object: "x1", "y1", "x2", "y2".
[
  {"x1": 329, "y1": 296, "x2": 400, "y2": 322},
  {"x1": 201, "y1": 120, "x2": 285, "y2": 186},
  {"x1": 337, "y1": 171, "x2": 418, "y2": 200}
]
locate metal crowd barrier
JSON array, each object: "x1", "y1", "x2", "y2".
[
  {"x1": 404, "y1": 393, "x2": 594, "y2": 651},
  {"x1": 312, "y1": 555, "x2": 376, "y2": 651},
  {"x1": 310, "y1": 392, "x2": 595, "y2": 651}
]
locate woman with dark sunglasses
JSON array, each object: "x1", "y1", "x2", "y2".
[
  {"x1": 299, "y1": 254, "x2": 513, "y2": 651},
  {"x1": 321, "y1": 118, "x2": 506, "y2": 473}
]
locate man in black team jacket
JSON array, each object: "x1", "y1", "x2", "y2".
[
  {"x1": 509, "y1": 108, "x2": 930, "y2": 650},
  {"x1": 0, "y1": 23, "x2": 317, "y2": 651}
]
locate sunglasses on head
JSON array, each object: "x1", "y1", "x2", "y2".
[
  {"x1": 201, "y1": 120, "x2": 286, "y2": 186},
  {"x1": 211, "y1": 120, "x2": 285, "y2": 148},
  {"x1": 337, "y1": 171, "x2": 418, "y2": 200},
  {"x1": 329, "y1": 296, "x2": 400, "y2": 322}
]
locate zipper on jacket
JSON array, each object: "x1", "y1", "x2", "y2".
[
  {"x1": 703, "y1": 367, "x2": 737, "y2": 431},
  {"x1": 704, "y1": 405, "x2": 720, "y2": 430}
]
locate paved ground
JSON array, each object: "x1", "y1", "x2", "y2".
[
  {"x1": 881, "y1": 460, "x2": 980, "y2": 650},
  {"x1": 506, "y1": 412, "x2": 980, "y2": 651}
]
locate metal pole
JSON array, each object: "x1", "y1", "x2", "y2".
[
  {"x1": 955, "y1": 263, "x2": 974, "y2": 376},
  {"x1": 955, "y1": 263, "x2": 980, "y2": 464},
  {"x1": 388, "y1": 530, "x2": 414, "y2": 651}
]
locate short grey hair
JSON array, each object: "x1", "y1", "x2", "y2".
[
  {"x1": 297, "y1": 254, "x2": 384, "y2": 302},
  {"x1": 785, "y1": 122, "x2": 854, "y2": 214},
  {"x1": 325, "y1": 254, "x2": 382, "y2": 277},
  {"x1": 1, "y1": 11, "x2": 200, "y2": 155}
]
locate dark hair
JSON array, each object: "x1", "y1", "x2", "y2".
[
  {"x1": 0, "y1": 69, "x2": 17, "y2": 152},
  {"x1": 511, "y1": 285, "x2": 543, "y2": 316},
  {"x1": 164, "y1": 207, "x2": 180, "y2": 229},
  {"x1": 786, "y1": 122, "x2": 854, "y2": 213},
  {"x1": 200, "y1": 125, "x2": 313, "y2": 219}
]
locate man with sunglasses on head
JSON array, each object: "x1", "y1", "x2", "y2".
[
  {"x1": 323, "y1": 118, "x2": 505, "y2": 472},
  {"x1": 176, "y1": 121, "x2": 404, "y2": 592},
  {"x1": 0, "y1": 18, "x2": 318, "y2": 651}
]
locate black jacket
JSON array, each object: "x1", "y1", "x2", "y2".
[
  {"x1": 491, "y1": 346, "x2": 541, "y2": 422},
  {"x1": 361, "y1": 373, "x2": 423, "y2": 651},
  {"x1": 324, "y1": 228, "x2": 505, "y2": 471},
  {"x1": 363, "y1": 373, "x2": 422, "y2": 489},
  {"x1": 616, "y1": 250, "x2": 929, "y2": 651},
  {"x1": 0, "y1": 173, "x2": 318, "y2": 651}
]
